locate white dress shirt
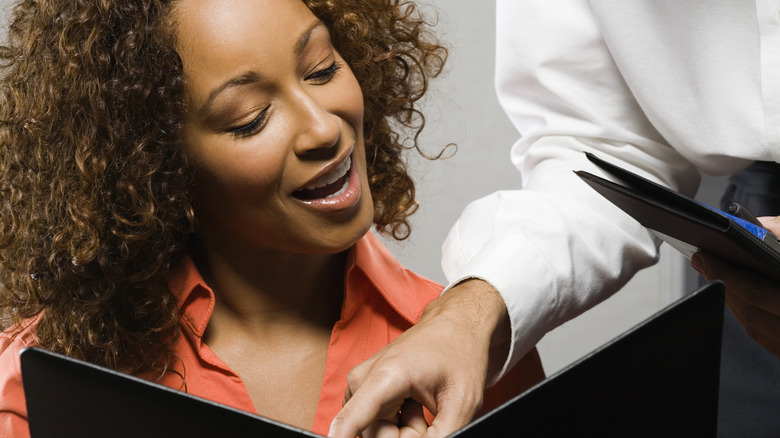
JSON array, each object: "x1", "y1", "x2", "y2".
[{"x1": 442, "y1": 0, "x2": 780, "y2": 382}]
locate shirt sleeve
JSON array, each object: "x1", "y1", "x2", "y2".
[
  {"x1": 442, "y1": 0, "x2": 701, "y2": 385},
  {"x1": 0, "y1": 332, "x2": 31, "y2": 438}
]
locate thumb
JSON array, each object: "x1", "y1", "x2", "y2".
[
  {"x1": 758, "y1": 215, "x2": 780, "y2": 234},
  {"x1": 421, "y1": 389, "x2": 482, "y2": 438}
]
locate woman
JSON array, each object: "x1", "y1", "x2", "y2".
[{"x1": 0, "y1": 0, "x2": 545, "y2": 436}]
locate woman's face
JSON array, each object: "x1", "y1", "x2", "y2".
[{"x1": 174, "y1": 0, "x2": 374, "y2": 255}]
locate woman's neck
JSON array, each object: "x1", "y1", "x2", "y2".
[{"x1": 192, "y1": 242, "x2": 348, "y2": 333}]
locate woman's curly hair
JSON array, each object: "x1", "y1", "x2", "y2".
[{"x1": 0, "y1": 0, "x2": 447, "y2": 375}]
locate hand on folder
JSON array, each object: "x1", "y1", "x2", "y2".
[
  {"x1": 329, "y1": 279, "x2": 502, "y2": 438},
  {"x1": 692, "y1": 216, "x2": 780, "y2": 361}
]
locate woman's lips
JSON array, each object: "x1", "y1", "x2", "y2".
[
  {"x1": 293, "y1": 154, "x2": 362, "y2": 210},
  {"x1": 294, "y1": 156, "x2": 351, "y2": 200}
]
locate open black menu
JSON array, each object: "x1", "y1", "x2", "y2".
[{"x1": 22, "y1": 281, "x2": 724, "y2": 437}]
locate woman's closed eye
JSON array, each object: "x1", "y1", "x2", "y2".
[
  {"x1": 306, "y1": 61, "x2": 341, "y2": 83},
  {"x1": 227, "y1": 107, "x2": 268, "y2": 138}
]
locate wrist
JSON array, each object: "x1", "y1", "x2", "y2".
[{"x1": 423, "y1": 278, "x2": 510, "y2": 350}]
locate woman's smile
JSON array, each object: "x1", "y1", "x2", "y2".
[{"x1": 293, "y1": 149, "x2": 363, "y2": 211}]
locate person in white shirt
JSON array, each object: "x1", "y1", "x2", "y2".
[{"x1": 329, "y1": 2, "x2": 780, "y2": 437}]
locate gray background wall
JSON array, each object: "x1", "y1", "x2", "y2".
[{"x1": 0, "y1": 0, "x2": 696, "y2": 375}]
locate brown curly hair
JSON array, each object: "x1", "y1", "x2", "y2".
[{"x1": 0, "y1": 0, "x2": 447, "y2": 376}]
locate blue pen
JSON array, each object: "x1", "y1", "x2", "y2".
[{"x1": 706, "y1": 202, "x2": 780, "y2": 253}]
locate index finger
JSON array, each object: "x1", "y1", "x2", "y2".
[{"x1": 328, "y1": 374, "x2": 412, "y2": 438}]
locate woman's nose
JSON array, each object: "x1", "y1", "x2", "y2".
[{"x1": 291, "y1": 90, "x2": 341, "y2": 156}]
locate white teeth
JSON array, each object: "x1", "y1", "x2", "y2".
[{"x1": 305, "y1": 156, "x2": 351, "y2": 190}]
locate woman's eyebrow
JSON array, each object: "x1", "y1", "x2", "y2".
[
  {"x1": 295, "y1": 20, "x2": 327, "y2": 56},
  {"x1": 197, "y1": 20, "x2": 328, "y2": 118},
  {"x1": 198, "y1": 71, "x2": 261, "y2": 117}
]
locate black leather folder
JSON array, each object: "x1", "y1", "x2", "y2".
[
  {"x1": 21, "y1": 282, "x2": 724, "y2": 437},
  {"x1": 576, "y1": 152, "x2": 780, "y2": 280}
]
